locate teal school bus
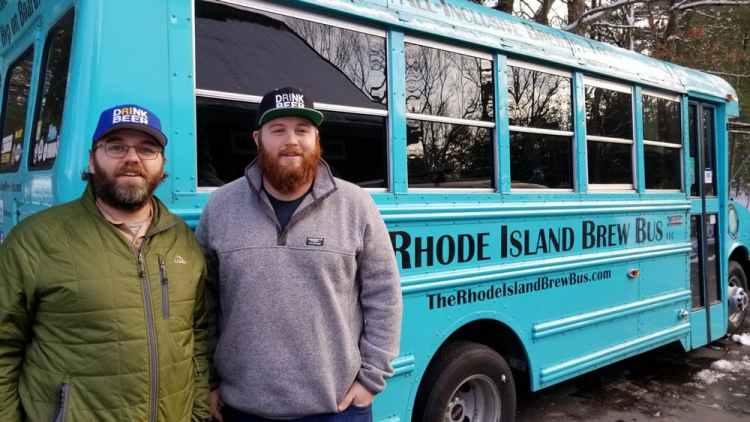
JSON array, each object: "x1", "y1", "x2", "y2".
[{"x1": 0, "y1": 1, "x2": 748, "y2": 421}]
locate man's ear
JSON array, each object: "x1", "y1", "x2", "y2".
[
  {"x1": 88, "y1": 153, "x2": 95, "y2": 175},
  {"x1": 252, "y1": 130, "x2": 260, "y2": 147}
]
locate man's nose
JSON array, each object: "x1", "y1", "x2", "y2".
[
  {"x1": 123, "y1": 145, "x2": 142, "y2": 161},
  {"x1": 283, "y1": 130, "x2": 301, "y2": 145}
]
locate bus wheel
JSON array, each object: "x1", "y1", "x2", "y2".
[
  {"x1": 728, "y1": 261, "x2": 749, "y2": 333},
  {"x1": 418, "y1": 341, "x2": 516, "y2": 422}
]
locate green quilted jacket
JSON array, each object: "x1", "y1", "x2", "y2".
[{"x1": 0, "y1": 186, "x2": 210, "y2": 422}]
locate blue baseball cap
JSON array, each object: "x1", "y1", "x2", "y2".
[{"x1": 92, "y1": 104, "x2": 168, "y2": 146}]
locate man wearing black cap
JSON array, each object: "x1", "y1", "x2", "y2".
[
  {"x1": 197, "y1": 87, "x2": 402, "y2": 422},
  {"x1": 0, "y1": 104, "x2": 211, "y2": 421}
]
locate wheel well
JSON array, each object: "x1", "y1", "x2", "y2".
[
  {"x1": 730, "y1": 246, "x2": 750, "y2": 278},
  {"x1": 416, "y1": 319, "x2": 530, "y2": 400}
]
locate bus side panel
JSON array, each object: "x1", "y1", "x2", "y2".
[
  {"x1": 0, "y1": 1, "x2": 76, "y2": 239},
  {"x1": 75, "y1": 0, "x2": 174, "y2": 202},
  {"x1": 527, "y1": 253, "x2": 690, "y2": 389},
  {"x1": 374, "y1": 289, "x2": 530, "y2": 422},
  {"x1": 638, "y1": 253, "x2": 692, "y2": 346},
  {"x1": 379, "y1": 204, "x2": 692, "y2": 418}
]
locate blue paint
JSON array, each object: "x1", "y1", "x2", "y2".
[{"x1": 0, "y1": 1, "x2": 743, "y2": 421}]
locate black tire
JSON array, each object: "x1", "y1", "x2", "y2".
[
  {"x1": 414, "y1": 341, "x2": 516, "y2": 422},
  {"x1": 728, "y1": 261, "x2": 749, "y2": 333}
]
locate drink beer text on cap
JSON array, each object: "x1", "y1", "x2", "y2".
[
  {"x1": 275, "y1": 93, "x2": 306, "y2": 109},
  {"x1": 112, "y1": 106, "x2": 149, "y2": 125}
]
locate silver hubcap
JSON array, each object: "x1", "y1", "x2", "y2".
[
  {"x1": 445, "y1": 374, "x2": 502, "y2": 422},
  {"x1": 728, "y1": 278, "x2": 749, "y2": 326}
]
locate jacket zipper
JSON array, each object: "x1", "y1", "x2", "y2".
[
  {"x1": 53, "y1": 383, "x2": 71, "y2": 422},
  {"x1": 138, "y1": 243, "x2": 158, "y2": 422},
  {"x1": 158, "y1": 255, "x2": 169, "y2": 319}
]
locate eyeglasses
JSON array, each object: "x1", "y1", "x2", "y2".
[{"x1": 97, "y1": 142, "x2": 163, "y2": 160}]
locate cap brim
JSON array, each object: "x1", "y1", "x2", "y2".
[
  {"x1": 94, "y1": 123, "x2": 168, "y2": 146},
  {"x1": 257, "y1": 108, "x2": 324, "y2": 128}
]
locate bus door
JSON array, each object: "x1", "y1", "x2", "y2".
[{"x1": 688, "y1": 101, "x2": 722, "y2": 346}]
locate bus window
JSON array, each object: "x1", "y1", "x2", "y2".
[
  {"x1": 702, "y1": 107, "x2": 717, "y2": 196},
  {"x1": 689, "y1": 104, "x2": 717, "y2": 197},
  {"x1": 0, "y1": 47, "x2": 34, "y2": 173},
  {"x1": 689, "y1": 104, "x2": 699, "y2": 196},
  {"x1": 584, "y1": 78, "x2": 634, "y2": 189},
  {"x1": 195, "y1": 1, "x2": 388, "y2": 188},
  {"x1": 30, "y1": 9, "x2": 75, "y2": 170},
  {"x1": 729, "y1": 121, "x2": 750, "y2": 202},
  {"x1": 506, "y1": 61, "x2": 573, "y2": 190},
  {"x1": 643, "y1": 92, "x2": 681, "y2": 190},
  {"x1": 196, "y1": 97, "x2": 257, "y2": 187},
  {"x1": 405, "y1": 41, "x2": 494, "y2": 190},
  {"x1": 691, "y1": 213, "x2": 722, "y2": 308}
]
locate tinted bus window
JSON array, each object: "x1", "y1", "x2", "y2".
[
  {"x1": 586, "y1": 86, "x2": 632, "y2": 138},
  {"x1": 196, "y1": 96, "x2": 387, "y2": 187},
  {"x1": 405, "y1": 42, "x2": 494, "y2": 189},
  {"x1": 688, "y1": 104, "x2": 717, "y2": 197},
  {"x1": 585, "y1": 81, "x2": 633, "y2": 187},
  {"x1": 689, "y1": 104, "x2": 699, "y2": 196},
  {"x1": 0, "y1": 47, "x2": 34, "y2": 173},
  {"x1": 195, "y1": 1, "x2": 388, "y2": 188},
  {"x1": 507, "y1": 62, "x2": 573, "y2": 189},
  {"x1": 30, "y1": 10, "x2": 75, "y2": 170},
  {"x1": 702, "y1": 107, "x2": 716, "y2": 196},
  {"x1": 196, "y1": 97, "x2": 257, "y2": 186},
  {"x1": 643, "y1": 93, "x2": 681, "y2": 190}
]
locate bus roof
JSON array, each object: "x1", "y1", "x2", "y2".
[
  {"x1": 305, "y1": 0, "x2": 739, "y2": 115},
  {"x1": 0, "y1": 0, "x2": 737, "y2": 117}
]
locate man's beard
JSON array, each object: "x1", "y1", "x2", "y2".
[
  {"x1": 90, "y1": 158, "x2": 164, "y2": 211},
  {"x1": 258, "y1": 137, "x2": 321, "y2": 195}
]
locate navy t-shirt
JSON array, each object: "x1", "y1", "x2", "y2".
[{"x1": 265, "y1": 188, "x2": 308, "y2": 229}]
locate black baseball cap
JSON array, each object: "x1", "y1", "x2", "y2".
[{"x1": 256, "y1": 87, "x2": 324, "y2": 129}]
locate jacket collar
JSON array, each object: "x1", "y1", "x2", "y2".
[{"x1": 80, "y1": 184, "x2": 178, "y2": 236}]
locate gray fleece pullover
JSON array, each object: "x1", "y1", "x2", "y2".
[{"x1": 196, "y1": 161, "x2": 402, "y2": 418}]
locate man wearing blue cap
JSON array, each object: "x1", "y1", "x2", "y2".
[{"x1": 0, "y1": 105, "x2": 211, "y2": 421}]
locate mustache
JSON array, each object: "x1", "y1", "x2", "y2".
[
  {"x1": 116, "y1": 165, "x2": 146, "y2": 177},
  {"x1": 278, "y1": 146, "x2": 304, "y2": 156}
]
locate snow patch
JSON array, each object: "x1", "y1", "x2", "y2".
[
  {"x1": 709, "y1": 359, "x2": 750, "y2": 373},
  {"x1": 695, "y1": 369, "x2": 726, "y2": 385},
  {"x1": 730, "y1": 332, "x2": 750, "y2": 346}
]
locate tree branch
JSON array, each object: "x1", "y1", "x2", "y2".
[
  {"x1": 689, "y1": 9, "x2": 721, "y2": 18},
  {"x1": 564, "y1": 0, "x2": 750, "y2": 31},
  {"x1": 590, "y1": 22, "x2": 642, "y2": 29},
  {"x1": 707, "y1": 70, "x2": 750, "y2": 78},
  {"x1": 563, "y1": 0, "x2": 646, "y2": 31},
  {"x1": 672, "y1": 0, "x2": 750, "y2": 10}
]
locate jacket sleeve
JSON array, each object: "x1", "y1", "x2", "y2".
[
  {"x1": 355, "y1": 197, "x2": 403, "y2": 395},
  {"x1": 192, "y1": 260, "x2": 211, "y2": 422},
  {"x1": 0, "y1": 232, "x2": 36, "y2": 422},
  {"x1": 195, "y1": 204, "x2": 221, "y2": 388}
]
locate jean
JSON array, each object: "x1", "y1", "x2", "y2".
[{"x1": 222, "y1": 404, "x2": 372, "y2": 422}]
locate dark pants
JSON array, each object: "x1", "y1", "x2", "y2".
[{"x1": 222, "y1": 404, "x2": 372, "y2": 422}]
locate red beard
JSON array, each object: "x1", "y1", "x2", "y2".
[{"x1": 258, "y1": 139, "x2": 321, "y2": 195}]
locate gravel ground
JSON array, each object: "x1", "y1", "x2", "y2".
[{"x1": 516, "y1": 333, "x2": 750, "y2": 422}]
